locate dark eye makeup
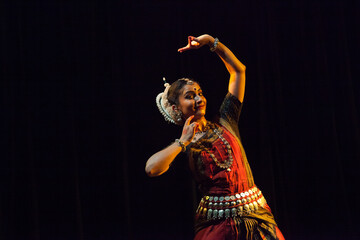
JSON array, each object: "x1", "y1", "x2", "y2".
[{"x1": 184, "y1": 90, "x2": 204, "y2": 99}]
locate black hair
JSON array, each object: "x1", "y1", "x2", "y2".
[{"x1": 167, "y1": 78, "x2": 199, "y2": 106}]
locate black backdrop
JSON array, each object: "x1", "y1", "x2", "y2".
[{"x1": 2, "y1": 0, "x2": 359, "y2": 239}]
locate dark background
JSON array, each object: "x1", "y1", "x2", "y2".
[{"x1": 1, "y1": 0, "x2": 359, "y2": 239}]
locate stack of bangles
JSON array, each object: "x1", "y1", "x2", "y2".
[
  {"x1": 175, "y1": 139, "x2": 186, "y2": 152},
  {"x1": 210, "y1": 38, "x2": 219, "y2": 52},
  {"x1": 196, "y1": 186, "x2": 267, "y2": 220}
]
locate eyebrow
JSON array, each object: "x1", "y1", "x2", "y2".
[{"x1": 184, "y1": 88, "x2": 202, "y2": 95}]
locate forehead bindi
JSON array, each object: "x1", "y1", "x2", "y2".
[{"x1": 182, "y1": 83, "x2": 201, "y2": 94}]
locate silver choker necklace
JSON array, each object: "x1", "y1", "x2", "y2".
[{"x1": 199, "y1": 128, "x2": 234, "y2": 172}]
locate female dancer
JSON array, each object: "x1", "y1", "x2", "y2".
[{"x1": 146, "y1": 34, "x2": 284, "y2": 240}]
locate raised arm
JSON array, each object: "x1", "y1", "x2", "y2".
[{"x1": 178, "y1": 34, "x2": 246, "y2": 102}]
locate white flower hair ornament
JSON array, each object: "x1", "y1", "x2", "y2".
[{"x1": 156, "y1": 77, "x2": 184, "y2": 125}]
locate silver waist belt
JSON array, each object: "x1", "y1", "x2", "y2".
[{"x1": 196, "y1": 186, "x2": 267, "y2": 220}]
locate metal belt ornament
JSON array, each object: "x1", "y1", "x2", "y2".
[{"x1": 196, "y1": 186, "x2": 267, "y2": 220}]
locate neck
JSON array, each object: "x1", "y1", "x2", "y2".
[{"x1": 195, "y1": 117, "x2": 207, "y2": 132}]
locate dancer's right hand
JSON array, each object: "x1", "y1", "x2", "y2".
[{"x1": 180, "y1": 115, "x2": 199, "y2": 146}]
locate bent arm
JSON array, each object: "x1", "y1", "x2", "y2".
[
  {"x1": 146, "y1": 116, "x2": 198, "y2": 177},
  {"x1": 145, "y1": 142, "x2": 183, "y2": 177},
  {"x1": 178, "y1": 34, "x2": 246, "y2": 102}
]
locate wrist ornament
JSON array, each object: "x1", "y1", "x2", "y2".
[
  {"x1": 175, "y1": 139, "x2": 187, "y2": 152},
  {"x1": 210, "y1": 37, "x2": 219, "y2": 52}
]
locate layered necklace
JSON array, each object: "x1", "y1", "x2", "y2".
[
  {"x1": 192, "y1": 122, "x2": 211, "y2": 143},
  {"x1": 197, "y1": 128, "x2": 234, "y2": 172}
]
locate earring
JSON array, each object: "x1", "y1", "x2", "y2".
[{"x1": 174, "y1": 109, "x2": 183, "y2": 122}]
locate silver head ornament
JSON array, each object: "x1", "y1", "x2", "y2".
[{"x1": 156, "y1": 77, "x2": 184, "y2": 125}]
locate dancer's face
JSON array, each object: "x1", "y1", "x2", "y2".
[{"x1": 176, "y1": 82, "x2": 207, "y2": 121}]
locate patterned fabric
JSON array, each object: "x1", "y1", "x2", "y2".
[{"x1": 186, "y1": 93, "x2": 284, "y2": 240}]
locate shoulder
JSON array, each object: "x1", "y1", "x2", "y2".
[
  {"x1": 221, "y1": 92, "x2": 243, "y2": 110},
  {"x1": 220, "y1": 92, "x2": 243, "y2": 122}
]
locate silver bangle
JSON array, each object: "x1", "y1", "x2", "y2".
[
  {"x1": 210, "y1": 37, "x2": 219, "y2": 52},
  {"x1": 175, "y1": 139, "x2": 186, "y2": 152}
]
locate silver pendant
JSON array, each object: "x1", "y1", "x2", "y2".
[
  {"x1": 218, "y1": 209, "x2": 224, "y2": 219},
  {"x1": 213, "y1": 209, "x2": 218, "y2": 219},
  {"x1": 225, "y1": 209, "x2": 231, "y2": 219},
  {"x1": 253, "y1": 201, "x2": 259, "y2": 211},
  {"x1": 207, "y1": 209, "x2": 213, "y2": 220},
  {"x1": 249, "y1": 203, "x2": 255, "y2": 212},
  {"x1": 231, "y1": 208, "x2": 237, "y2": 217},
  {"x1": 237, "y1": 206, "x2": 243, "y2": 216},
  {"x1": 244, "y1": 204, "x2": 250, "y2": 214}
]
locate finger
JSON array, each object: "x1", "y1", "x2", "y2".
[
  {"x1": 190, "y1": 122, "x2": 199, "y2": 135},
  {"x1": 177, "y1": 46, "x2": 190, "y2": 53},
  {"x1": 193, "y1": 122, "x2": 199, "y2": 132},
  {"x1": 184, "y1": 115, "x2": 194, "y2": 126},
  {"x1": 188, "y1": 36, "x2": 194, "y2": 43},
  {"x1": 190, "y1": 35, "x2": 199, "y2": 41},
  {"x1": 178, "y1": 36, "x2": 197, "y2": 53},
  {"x1": 188, "y1": 36, "x2": 199, "y2": 45},
  {"x1": 188, "y1": 122, "x2": 198, "y2": 130}
]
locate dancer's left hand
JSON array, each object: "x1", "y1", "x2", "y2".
[{"x1": 177, "y1": 34, "x2": 213, "y2": 53}]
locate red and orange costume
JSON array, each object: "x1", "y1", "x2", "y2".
[{"x1": 187, "y1": 93, "x2": 284, "y2": 240}]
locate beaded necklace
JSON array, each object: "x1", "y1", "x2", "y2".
[{"x1": 198, "y1": 128, "x2": 234, "y2": 172}]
